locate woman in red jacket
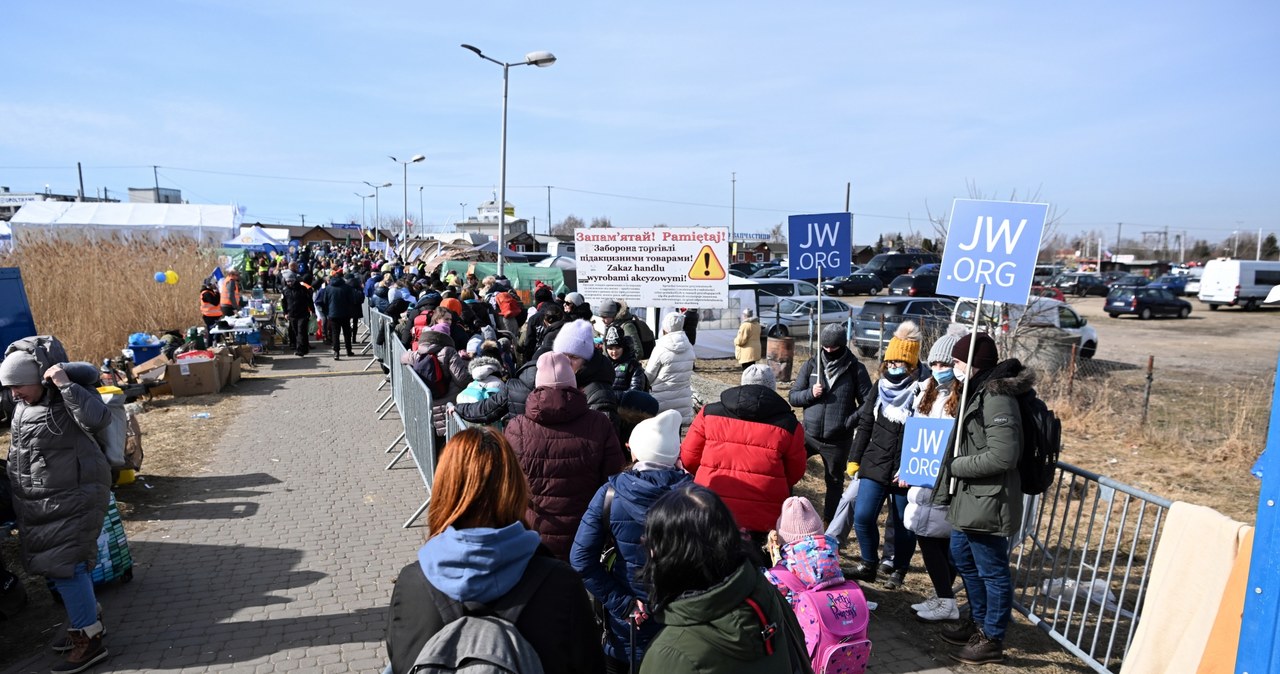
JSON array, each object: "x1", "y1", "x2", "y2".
[{"x1": 679, "y1": 364, "x2": 807, "y2": 542}]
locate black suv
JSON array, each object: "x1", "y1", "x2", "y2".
[
  {"x1": 852, "y1": 297, "x2": 955, "y2": 357},
  {"x1": 888, "y1": 272, "x2": 941, "y2": 298},
  {"x1": 859, "y1": 252, "x2": 942, "y2": 286}
]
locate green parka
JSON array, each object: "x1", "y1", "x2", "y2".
[
  {"x1": 932, "y1": 359, "x2": 1031, "y2": 537},
  {"x1": 640, "y1": 561, "x2": 813, "y2": 674}
]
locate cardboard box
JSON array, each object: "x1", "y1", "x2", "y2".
[
  {"x1": 233, "y1": 344, "x2": 255, "y2": 366},
  {"x1": 164, "y1": 359, "x2": 222, "y2": 397},
  {"x1": 133, "y1": 353, "x2": 172, "y2": 377},
  {"x1": 211, "y1": 346, "x2": 242, "y2": 388}
]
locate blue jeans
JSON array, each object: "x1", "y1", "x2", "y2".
[
  {"x1": 852, "y1": 479, "x2": 915, "y2": 572},
  {"x1": 50, "y1": 562, "x2": 98, "y2": 629},
  {"x1": 950, "y1": 530, "x2": 1012, "y2": 641}
]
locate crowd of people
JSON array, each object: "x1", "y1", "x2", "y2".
[
  {"x1": 258, "y1": 245, "x2": 1027, "y2": 673},
  {"x1": 1, "y1": 241, "x2": 1028, "y2": 673}
]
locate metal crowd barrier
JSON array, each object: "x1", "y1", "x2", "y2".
[
  {"x1": 1011, "y1": 461, "x2": 1172, "y2": 674},
  {"x1": 368, "y1": 308, "x2": 393, "y2": 380},
  {"x1": 358, "y1": 300, "x2": 373, "y2": 354}
]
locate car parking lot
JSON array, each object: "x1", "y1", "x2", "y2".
[{"x1": 828, "y1": 293, "x2": 1280, "y2": 379}]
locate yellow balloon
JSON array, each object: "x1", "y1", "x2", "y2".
[{"x1": 164, "y1": 270, "x2": 179, "y2": 285}]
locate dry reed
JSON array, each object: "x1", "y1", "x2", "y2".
[{"x1": 0, "y1": 234, "x2": 220, "y2": 361}]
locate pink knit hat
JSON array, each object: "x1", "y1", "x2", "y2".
[
  {"x1": 776, "y1": 496, "x2": 824, "y2": 544},
  {"x1": 428, "y1": 322, "x2": 451, "y2": 335},
  {"x1": 534, "y1": 351, "x2": 576, "y2": 389}
]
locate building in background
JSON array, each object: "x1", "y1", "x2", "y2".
[
  {"x1": 128, "y1": 187, "x2": 182, "y2": 204},
  {"x1": 0, "y1": 186, "x2": 119, "y2": 222}
]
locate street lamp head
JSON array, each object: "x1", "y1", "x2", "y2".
[
  {"x1": 379, "y1": 182, "x2": 392, "y2": 188},
  {"x1": 411, "y1": 154, "x2": 426, "y2": 163},
  {"x1": 525, "y1": 51, "x2": 556, "y2": 67},
  {"x1": 460, "y1": 43, "x2": 483, "y2": 57}
]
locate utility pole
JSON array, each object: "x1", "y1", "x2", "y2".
[
  {"x1": 153, "y1": 165, "x2": 160, "y2": 204},
  {"x1": 300, "y1": 214, "x2": 306, "y2": 227},
  {"x1": 731, "y1": 172, "x2": 736, "y2": 261},
  {"x1": 1115, "y1": 222, "x2": 1123, "y2": 257},
  {"x1": 547, "y1": 186, "x2": 552, "y2": 238},
  {"x1": 76, "y1": 162, "x2": 85, "y2": 201}
]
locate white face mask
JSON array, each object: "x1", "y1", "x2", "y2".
[{"x1": 953, "y1": 367, "x2": 967, "y2": 383}]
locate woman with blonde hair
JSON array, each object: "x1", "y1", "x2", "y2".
[{"x1": 385, "y1": 427, "x2": 603, "y2": 674}]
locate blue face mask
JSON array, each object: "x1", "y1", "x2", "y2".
[
  {"x1": 887, "y1": 366, "x2": 908, "y2": 377},
  {"x1": 932, "y1": 368, "x2": 955, "y2": 385}
]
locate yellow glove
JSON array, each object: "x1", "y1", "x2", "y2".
[{"x1": 846, "y1": 461, "x2": 860, "y2": 477}]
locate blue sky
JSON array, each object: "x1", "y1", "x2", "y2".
[{"x1": 2, "y1": 1, "x2": 1276, "y2": 247}]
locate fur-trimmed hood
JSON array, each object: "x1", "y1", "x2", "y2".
[
  {"x1": 468, "y1": 354, "x2": 504, "y2": 380},
  {"x1": 979, "y1": 358, "x2": 1036, "y2": 397}
]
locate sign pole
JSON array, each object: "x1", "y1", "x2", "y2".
[{"x1": 949, "y1": 282, "x2": 986, "y2": 495}]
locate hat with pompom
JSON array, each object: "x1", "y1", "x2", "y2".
[{"x1": 884, "y1": 320, "x2": 922, "y2": 367}]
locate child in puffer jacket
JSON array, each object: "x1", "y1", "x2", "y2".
[
  {"x1": 765, "y1": 496, "x2": 846, "y2": 608},
  {"x1": 456, "y1": 354, "x2": 505, "y2": 405}
]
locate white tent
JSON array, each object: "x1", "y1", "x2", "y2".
[
  {"x1": 222, "y1": 225, "x2": 286, "y2": 252},
  {"x1": 0, "y1": 221, "x2": 10, "y2": 251},
  {"x1": 8, "y1": 202, "x2": 241, "y2": 246}
]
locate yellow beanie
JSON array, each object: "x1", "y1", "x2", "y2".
[{"x1": 884, "y1": 320, "x2": 922, "y2": 367}]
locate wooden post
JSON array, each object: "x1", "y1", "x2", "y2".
[
  {"x1": 1141, "y1": 355, "x2": 1155, "y2": 426},
  {"x1": 1067, "y1": 343, "x2": 1078, "y2": 401}
]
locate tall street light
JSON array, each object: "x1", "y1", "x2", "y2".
[
  {"x1": 461, "y1": 43, "x2": 556, "y2": 276},
  {"x1": 364, "y1": 181, "x2": 392, "y2": 245},
  {"x1": 460, "y1": 202, "x2": 468, "y2": 222},
  {"x1": 354, "y1": 192, "x2": 374, "y2": 234},
  {"x1": 419, "y1": 186, "x2": 425, "y2": 236},
  {"x1": 390, "y1": 155, "x2": 425, "y2": 249}
]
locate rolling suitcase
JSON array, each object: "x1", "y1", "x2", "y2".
[{"x1": 89, "y1": 492, "x2": 133, "y2": 585}]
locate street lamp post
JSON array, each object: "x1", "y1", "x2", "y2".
[
  {"x1": 391, "y1": 155, "x2": 425, "y2": 250},
  {"x1": 460, "y1": 202, "x2": 468, "y2": 222},
  {"x1": 354, "y1": 192, "x2": 374, "y2": 234},
  {"x1": 419, "y1": 186, "x2": 424, "y2": 236},
  {"x1": 461, "y1": 43, "x2": 556, "y2": 276},
  {"x1": 365, "y1": 181, "x2": 392, "y2": 245}
]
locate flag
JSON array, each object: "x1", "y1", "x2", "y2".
[{"x1": 211, "y1": 266, "x2": 225, "y2": 282}]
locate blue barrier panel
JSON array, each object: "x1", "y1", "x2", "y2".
[{"x1": 1237, "y1": 353, "x2": 1280, "y2": 673}]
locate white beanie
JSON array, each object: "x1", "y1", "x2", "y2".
[
  {"x1": 662, "y1": 312, "x2": 685, "y2": 334},
  {"x1": 628, "y1": 409, "x2": 683, "y2": 466},
  {"x1": 741, "y1": 363, "x2": 776, "y2": 389},
  {"x1": 552, "y1": 319, "x2": 597, "y2": 361}
]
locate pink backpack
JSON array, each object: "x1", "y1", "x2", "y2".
[{"x1": 769, "y1": 568, "x2": 872, "y2": 674}]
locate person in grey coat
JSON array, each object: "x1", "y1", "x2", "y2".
[
  {"x1": 2, "y1": 351, "x2": 112, "y2": 673},
  {"x1": 788, "y1": 324, "x2": 872, "y2": 522}
]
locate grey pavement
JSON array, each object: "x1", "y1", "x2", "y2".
[{"x1": 4, "y1": 348, "x2": 957, "y2": 673}]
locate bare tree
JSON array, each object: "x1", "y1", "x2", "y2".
[
  {"x1": 589, "y1": 216, "x2": 612, "y2": 229},
  {"x1": 768, "y1": 221, "x2": 786, "y2": 242},
  {"x1": 925, "y1": 181, "x2": 1067, "y2": 260},
  {"x1": 551, "y1": 214, "x2": 585, "y2": 237}
]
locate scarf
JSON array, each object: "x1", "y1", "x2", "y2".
[
  {"x1": 877, "y1": 371, "x2": 916, "y2": 420},
  {"x1": 822, "y1": 348, "x2": 852, "y2": 388}
]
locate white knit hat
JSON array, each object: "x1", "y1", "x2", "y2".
[
  {"x1": 628, "y1": 409, "x2": 683, "y2": 465},
  {"x1": 0, "y1": 351, "x2": 42, "y2": 387},
  {"x1": 662, "y1": 312, "x2": 685, "y2": 334},
  {"x1": 552, "y1": 319, "x2": 597, "y2": 361}
]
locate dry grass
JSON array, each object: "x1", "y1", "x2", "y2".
[{"x1": 0, "y1": 235, "x2": 220, "y2": 362}]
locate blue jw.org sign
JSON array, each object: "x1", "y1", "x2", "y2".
[
  {"x1": 936, "y1": 199, "x2": 1049, "y2": 305},
  {"x1": 787, "y1": 212, "x2": 852, "y2": 280}
]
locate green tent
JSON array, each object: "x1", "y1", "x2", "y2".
[{"x1": 440, "y1": 261, "x2": 569, "y2": 294}]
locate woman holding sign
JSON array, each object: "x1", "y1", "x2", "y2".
[
  {"x1": 845, "y1": 321, "x2": 922, "y2": 589},
  {"x1": 904, "y1": 332, "x2": 963, "y2": 622}
]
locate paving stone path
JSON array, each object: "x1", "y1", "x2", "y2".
[{"x1": 4, "y1": 349, "x2": 957, "y2": 673}]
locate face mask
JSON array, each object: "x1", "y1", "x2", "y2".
[
  {"x1": 884, "y1": 366, "x2": 910, "y2": 383},
  {"x1": 954, "y1": 367, "x2": 967, "y2": 383},
  {"x1": 932, "y1": 368, "x2": 955, "y2": 385}
]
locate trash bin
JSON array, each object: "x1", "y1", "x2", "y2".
[{"x1": 766, "y1": 336, "x2": 795, "y2": 383}]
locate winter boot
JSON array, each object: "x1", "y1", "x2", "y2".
[
  {"x1": 51, "y1": 621, "x2": 108, "y2": 674},
  {"x1": 846, "y1": 562, "x2": 877, "y2": 583},
  {"x1": 883, "y1": 569, "x2": 907, "y2": 589},
  {"x1": 51, "y1": 605, "x2": 104, "y2": 653},
  {"x1": 939, "y1": 617, "x2": 978, "y2": 646},
  {"x1": 951, "y1": 629, "x2": 1005, "y2": 665},
  {"x1": 916, "y1": 597, "x2": 960, "y2": 622}
]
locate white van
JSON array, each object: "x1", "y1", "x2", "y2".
[
  {"x1": 952, "y1": 297, "x2": 1099, "y2": 359},
  {"x1": 1197, "y1": 258, "x2": 1280, "y2": 311}
]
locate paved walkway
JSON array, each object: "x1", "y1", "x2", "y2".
[{"x1": 5, "y1": 348, "x2": 957, "y2": 673}]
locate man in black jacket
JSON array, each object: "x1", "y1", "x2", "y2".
[
  {"x1": 788, "y1": 323, "x2": 873, "y2": 522},
  {"x1": 323, "y1": 273, "x2": 363, "y2": 359},
  {"x1": 279, "y1": 272, "x2": 314, "y2": 356}
]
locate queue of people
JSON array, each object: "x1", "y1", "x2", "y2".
[{"x1": 155, "y1": 242, "x2": 1027, "y2": 672}]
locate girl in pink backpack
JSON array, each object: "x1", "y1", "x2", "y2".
[{"x1": 764, "y1": 497, "x2": 872, "y2": 674}]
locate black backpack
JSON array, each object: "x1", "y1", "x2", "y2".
[{"x1": 1014, "y1": 389, "x2": 1061, "y2": 495}]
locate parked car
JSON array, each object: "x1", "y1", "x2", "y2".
[
  {"x1": 1197, "y1": 258, "x2": 1280, "y2": 311},
  {"x1": 1107, "y1": 274, "x2": 1150, "y2": 289},
  {"x1": 1099, "y1": 270, "x2": 1128, "y2": 284},
  {"x1": 1033, "y1": 263, "x2": 1066, "y2": 285},
  {"x1": 888, "y1": 272, "x2": 942, "y2": 298},
  {"x1": 1105, "y1": 286, "x2": 1192, "y2": 319},
  {"x1": 822, "y1": 272, "x2": 882, "y2": 296},
  {"x1": 1146, "y1": 274, "x2": 1189, "y2": 296},
  {"x1": 1031, "y1": 285, "x2": 1066, "y2": 302},
  {"x1": 1174, "y1": 267, "x2": 1204, "y2": 295},
  {"x1": 766, "y1": 297, "x2": 856, "y2": 338},
  {"x1": 858, "y1": 252, "x2": 942, "y2": 286},
  {"x1": 730, "y1": 262, "x2": 764, "y2": 276},
  {"x1": 1052, "y1": 272, "x2": 1109, "y2": 297},
  {"x1": 852, "y1": 297, "x2": 955, "y2": 357},
  {"x1": 953, "y1": 297, "x2": 1099, "y2": 359},
  {"x1": 730, "y1": 278, "x2": 821, "y2": 314},
  {"x1": 729, "y1": 268, "x2": 749, "y2": 278},
  {"x1": 749, "y1": 266, "x2": 788, "y2": 279}
]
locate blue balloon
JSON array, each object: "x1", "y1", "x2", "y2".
[{"x1": 154, "y1": 272, "x2": 166, "y2": 283}]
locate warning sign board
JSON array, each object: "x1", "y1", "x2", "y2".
[
  {"x1": 575, "y1": 227, "x2": 728, "y2": 309},
  {"x1": 688, "y1": 245, "x2": 726, "y2": 280}
]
